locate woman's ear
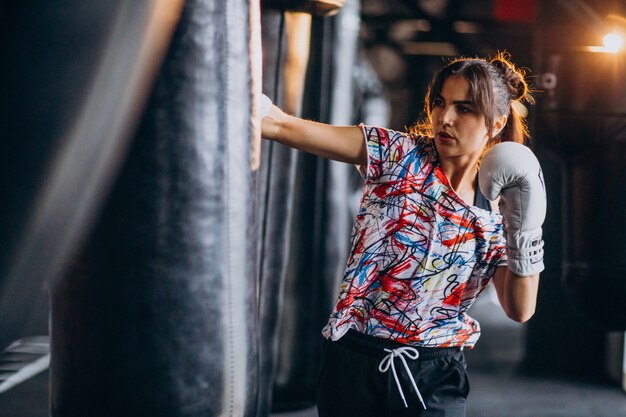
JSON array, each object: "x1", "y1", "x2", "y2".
[{"x1": 493, "y1": 115, "x2": 507, "y2": 137}]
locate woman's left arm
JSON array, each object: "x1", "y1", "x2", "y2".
[
  {"x1": 479, "y1": 143, "x2": 546, "y2": 323},
  {"x1": 492, "y1": 266, "x2": 539, "y2": 323}
]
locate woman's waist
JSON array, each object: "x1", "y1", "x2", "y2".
[{"x1": 333, "y1": 329, "x2": 461, "y2": 360}]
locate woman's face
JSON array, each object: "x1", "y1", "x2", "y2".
[{"x1": 430, "y1": 75, "x2": 502, "y2": 163}]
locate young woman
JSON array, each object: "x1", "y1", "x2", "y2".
[{"x1": 260, "y1": 54, "x2": 546, "y2": 417}]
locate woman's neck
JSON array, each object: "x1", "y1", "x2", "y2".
[{"x1": 439, "y1": 157, "x2": 479, "y2": 198}]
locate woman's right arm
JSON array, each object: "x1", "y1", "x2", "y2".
[
  {"x1": 261, "y1": 104, "x2": 367, "y2": 166},
  {"x1": 492, "y1": 266, "x2": 539, "y2": 323}
]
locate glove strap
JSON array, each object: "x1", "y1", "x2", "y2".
[{"x1": 506, "y1": 229, "x2": 545, "y2": 276}]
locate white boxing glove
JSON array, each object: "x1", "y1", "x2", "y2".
[
  {"x1": 478, "y1": 142, "x2": 546, "y2": 276},
  {"x1": 259, "y1": 93, "x2": 273, "y2": 118}
]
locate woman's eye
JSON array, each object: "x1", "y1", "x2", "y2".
[
  {"x1": 458, "y1": 105, "x2": 473, "y2": 113},
  {"x1": 433, "y1": 99, "x2": 444, "y2": 107}
]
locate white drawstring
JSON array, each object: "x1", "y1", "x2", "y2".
[{"x1": 378, "y1": 347, "x2": 427, "y2": 409}]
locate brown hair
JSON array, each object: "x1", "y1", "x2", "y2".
[{"x1": 413, "y1": 53, "x2": 533, "y2": 146}]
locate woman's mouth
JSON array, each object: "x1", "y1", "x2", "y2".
[{"x1": 436, "y1": 131, "x2": 455, "y2": 142}]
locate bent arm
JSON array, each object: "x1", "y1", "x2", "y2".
[
  {"x1": 261, "y1": 104, "x2": 367, "y2": 165},
  {"x1": 492, "y1": 266, "x2": 539, "y2": 323}
]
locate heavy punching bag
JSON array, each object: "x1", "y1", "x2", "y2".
[
  {"x1": 0, "y1": 0, "x2": 183, "y2": 351},
  {"x1": 50, "y1": 1, "x2": 261, "y2": 416},
  {"x1": 527, "y1": 48, "x2": 626, "y2": 376},
  {"x1": 540, "y1": 50, "x2": 626, "y2": 330},
  {"x1": 256, "y1": 9, "x2": 310, "y2": 417},
  {"x1": 272, "y1": 0, "x2": 360, "y2": 410}
]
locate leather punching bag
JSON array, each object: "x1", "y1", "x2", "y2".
[
  {"x1": 540, "y1": 51, "x2": 626, "y2": 330},
  {"x1": 256, "y1": 10, "x2": 310, "y2": 417},
  {"x1": 0, "y1": 0, "x2": 182, "y2": 351},
  {"x1": 272, "y1": 0, "x2": 360, "y2": 409},
  {"x1": 525, "y1": 49, "x2": 626, "y2": 377},
  {"x1": 50, "y1": 1, "x2": 261, "y2": 416}
]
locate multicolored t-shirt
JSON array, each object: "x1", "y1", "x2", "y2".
[{"x1": 322, "y1": 125, "x2": 508, "y2": 348}]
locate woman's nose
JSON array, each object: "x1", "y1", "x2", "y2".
[{"x1": 440, "y1": 107, "x2": 454, "y2": 126}]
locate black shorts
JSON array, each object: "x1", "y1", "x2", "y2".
[{"x1": 316, "y1": 329, "x2": 470, "y2": 417}]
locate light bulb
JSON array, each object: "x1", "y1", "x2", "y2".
[{"x1": 603, "y1": 32, "x2": 623, "y2": 53}]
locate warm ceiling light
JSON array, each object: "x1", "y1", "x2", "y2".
[{"x1": 603, "y1": 32, "x2": 623, "y2": 53}]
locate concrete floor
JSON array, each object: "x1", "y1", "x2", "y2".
[
  {"x1": 2, "y1": 289, "x2": 625, "y2": 416},
  {"x1": 270, "y1": 372, "x2": 626, "y2": 417}
]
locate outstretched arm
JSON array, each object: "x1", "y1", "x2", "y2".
[{"x1": 260, "y1": 95, "x2": 367, "y2": 165}]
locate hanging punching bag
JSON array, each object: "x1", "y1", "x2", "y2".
[
  {"x1": 539, "y1": 50, "x2": 626, "y2": 330},
  {"x1": 50, "y1": 1, "x2": 261, "y2": 416},
  {"x1": 0, "y1": 0, "x2": 182, "y2": 351},
  {"x1": 272, "y1": 0, "x2": 360, "y2": 410},
  {"x1": 256, "y1": 10, "x2": 310, "y2": 417}
]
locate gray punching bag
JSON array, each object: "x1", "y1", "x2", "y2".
[
  {"x1": 256, "y1": 10, "x2": 310, "y2": 417},
  {"x1": 526, "y1": 50, "x2": 626, "y2": 376},
  {"x1": 0, "y1": 1, "x2": 182, "y2": 351},
  {"x1": 542, "y1": 51, "x2": 626, "y2": 330},
  {"x1": 272, "y1": 0, "x2": 360, "y2": 410},
  {"x1": 50, "y1": 1, "x2": 261, "y2": 416}
]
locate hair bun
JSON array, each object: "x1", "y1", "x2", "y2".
[{"x1": 491, "y1": 57, "x2": 528, "y2": 101}]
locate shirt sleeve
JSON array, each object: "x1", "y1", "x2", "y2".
[
  {"x1": 355, "y1": 124, "x2": 423, "y2": 181},
  {"x1": 492, "y1": 218, "x2": 508, "y2": 267}
]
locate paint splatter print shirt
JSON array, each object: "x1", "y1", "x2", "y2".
[{"x1": 322, "y1": 125, "x2": 508, "y2": 348}]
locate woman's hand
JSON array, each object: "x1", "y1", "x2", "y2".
[
  {"x1": 478, "y1": 142, "x2": 546, "y2": 322},
  {"x1": 479, "y1": 142, "x2": 546, "y2": 276},
  {"x1": 259, "y1": 94, "x2": 367, "y2": 165}
]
